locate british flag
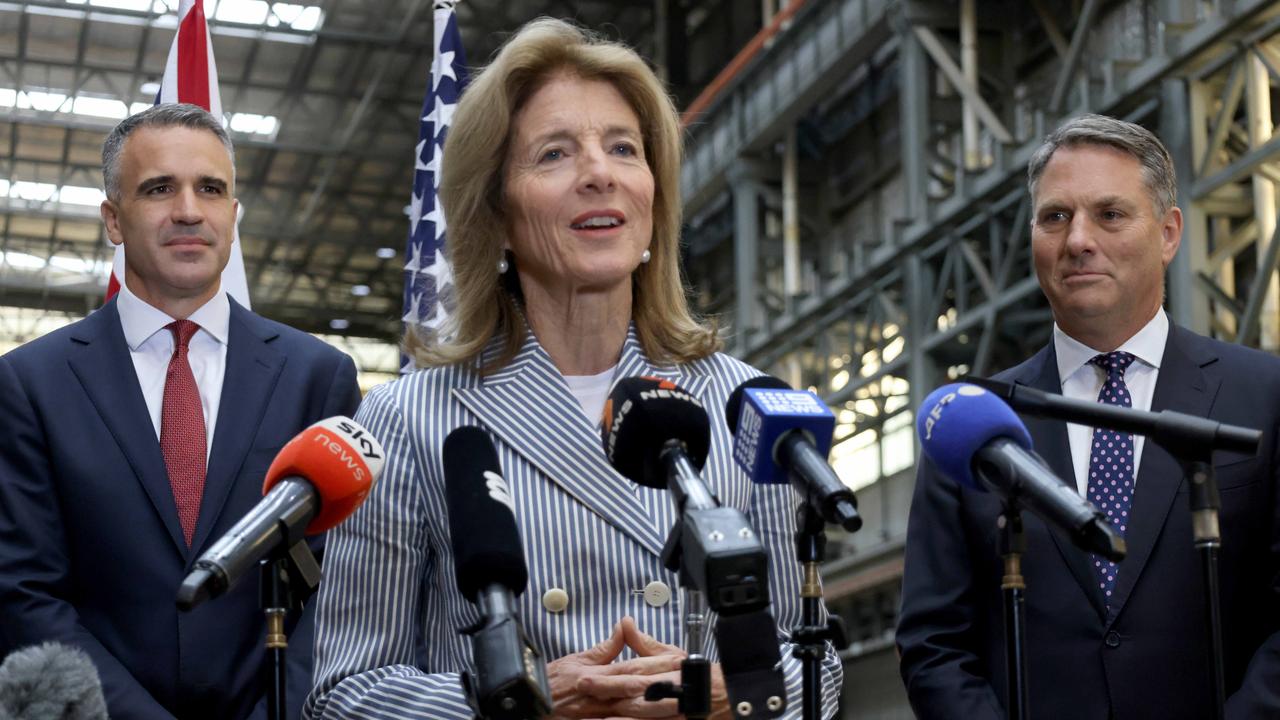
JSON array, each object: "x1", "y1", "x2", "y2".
[{"x1": 402, "y1": 0, "x2": 468, "y2": 370}]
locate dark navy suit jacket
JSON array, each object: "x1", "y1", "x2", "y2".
[
  {"x1": 897, "y1": 324, "x2": 1280, "y2": 719},
  {"x1": 0, "y1": 297, "x2": 361, "y2": 720}
]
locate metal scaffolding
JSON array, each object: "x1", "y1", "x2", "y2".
[{"x1": 679, "y1": 0, "x2": 1280, "y2": 713}]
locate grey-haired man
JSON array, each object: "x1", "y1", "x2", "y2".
[{"x1": 898, "y1": 114, "x2": 1280, "y2": 719}]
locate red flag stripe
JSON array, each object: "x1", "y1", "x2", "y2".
[{"x1": 176, "y1": 1, "x2": 211, "y2": 111}]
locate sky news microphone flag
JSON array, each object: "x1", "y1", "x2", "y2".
[
  {"x1": 104, "y1": 0, "x2": 251, "y2": 308},
  {"x1": 401, "y1": 0, "x2": 469, "y2": 372}
]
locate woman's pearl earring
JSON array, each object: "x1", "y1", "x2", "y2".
[
  {"x1": 640, "y1": 249, "x2": 651, "y2": 264},
  {"x1": 497, "y1": 256, "x2": 509, "y2": 274}
]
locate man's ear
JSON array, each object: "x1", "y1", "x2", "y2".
[
  {"x1": 101, "y1": 199, "x2": 124, "y2": 247},
  {"x1": 1160, "y1": 205, "x2": 1183, "y2": 268}
]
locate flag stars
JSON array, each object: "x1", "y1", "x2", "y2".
[
  {"x1": 424, "y1": 94, "x2": 457, "y2": 134},
  {"x1": 431, "y1": 49, "x2": 457, "y2": 87},
  {"x1": 414, "y1": 139, "x2": 431, "y2": 172},
  {"x1": 422, "y1": 250, "x2": 453, "y2": 290}
]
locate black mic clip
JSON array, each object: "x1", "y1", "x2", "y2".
[
  {"x1": 714, "y1": 611, "x2": 789, "y2": 719},
  {"x1": 459, "y1": 609, "x2": 552, "y2": 720},
  {"x1": 645, "y1": 655, "x2": 712, "y2": 719},
  {"x1": 259, "y1": 539, "x2": 322, "y2": 615},
  {"x1": 790, "y1": 615, "x2": 848, "y2": 657},
  {"x1": 660, "y1": 505, "x2": 771, "y2": 614}
]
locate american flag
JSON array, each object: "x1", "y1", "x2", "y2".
[
  {"x1": 402, "y1": 0, "x2": 468, "y2": 371},
  {"x1": 106, "y1": 0, "x2": 251, "y2": 308}
]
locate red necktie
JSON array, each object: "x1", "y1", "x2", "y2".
[{"x1": 161, "y1": 319, "x2": 207, "y2": 546}]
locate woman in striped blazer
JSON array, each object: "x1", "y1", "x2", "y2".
[{"x1": 305, "y1": 18, "x2": 843, "y2": 720}]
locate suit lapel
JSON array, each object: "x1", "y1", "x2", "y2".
[
  {"x1": 1106, "y1": 325, "x2": 1218, "y2": 624},
  {"x1": 191, "y1": 301, "x2": 285, "y2": 552},
  {"x1": 65, "y1": 300, "x2": 189, "y2": 555},
  {"x1": 1014, "y1": 342, "x2": 1109, "y2": 621},
  {"x1": 454, "y1": 329, "x2": 690, "y2": 559}
]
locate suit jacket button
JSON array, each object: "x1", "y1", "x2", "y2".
[
  {"x1": 542, "y1": 588, "x2": 569, "y2": 613},
  {"x1": 643, "y1": 581, "x2": 671, "y2": 607},
  {"x1": 1104, "y1": 631, "x2": 1121, "y2": 648}
]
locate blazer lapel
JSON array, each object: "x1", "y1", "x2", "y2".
[
  {"x1": 454, "y1": 329, "x2": 670, "y2": 559},
  {"x1": 1106, "y1": 324, "x2": 1218, "y2": 624},
  {"x1": 1015, "y1": 342, "x2": 1109, "y2": 621},
  {"x1": 191, "y1": 301, "x2": 285, "y2": 552},
  {"x1": 65, "y1": 300, "x2": 189, "y2": 555}
]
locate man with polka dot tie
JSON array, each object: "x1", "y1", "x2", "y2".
[
  {"x1": 0, "y1": 104, "x2": 361, "y2": 719},
  {"x1": 899, "y1": 114, "x2": 1280, "y2": 720}
]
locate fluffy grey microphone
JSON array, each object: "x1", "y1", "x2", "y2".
[{"x1": 0, "y1": 642, "x2": 107, "y2": 720}]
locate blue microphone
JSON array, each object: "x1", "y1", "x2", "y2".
[
  {"x1": 917, "y1": 383, "x2": 1125, "y2": 561},
  {"x1": 726, "y1": 377, "x2": 861, "y2": 532}
]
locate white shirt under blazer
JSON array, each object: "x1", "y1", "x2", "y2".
[{"x1": 305, "y1": 326, "x2": 844, "y2": 719}]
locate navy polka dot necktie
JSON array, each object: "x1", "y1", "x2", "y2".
[{"x1": 1087, "y1": 351, "x2": 1137, "y2": 604}]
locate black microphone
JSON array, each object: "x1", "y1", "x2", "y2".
[
  {"x1": 0, "y1": 642, "x2": 107, "y2": 720},
  {"x1": 603, "y1": 376, "x2": 712, "y2": 497},
  {"x1": 725, "y1": 376, "x2": 861, "y2": 532},
  {"x1": 967, "y1": 375, "x2": 1261, "y2": 455},
  {"x1": 177, "y1": 417, "x2": 385, "y2": 611},
  {"x1": 918, "y1": 383, "x2": 1126, "y2": 561},
  {"x1": 603, "y1": 376, "x2": 768, "y2": 611},
  {"x1": 603, "y1": 377, "x2": 788, "y2": 719},
  {"x1": 442, "y1": 426, "x2": 551, "y2": 720}
]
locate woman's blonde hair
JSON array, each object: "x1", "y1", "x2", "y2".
[{"x1": 404, "y1": 17, "x2": 719, "y2": 373}]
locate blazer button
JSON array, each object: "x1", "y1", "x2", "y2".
[
  {"x1": 643, "y1": 581, "x2": 672, "y2": 608},
  {"x1": 1104, "y1": 631, "x2": 1121, "y2": 648},
  {"x1": 542, "y1": 588, "x2": 569, "y2": 613}
]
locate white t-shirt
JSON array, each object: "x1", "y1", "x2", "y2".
[{"x1": 564, "y1": 364, "x2": 618, "y2": 427}]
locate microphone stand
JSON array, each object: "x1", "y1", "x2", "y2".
[
  {"x1": 790, "y1": 504, "x2": 848, "y2": 720},
  {"x1": 1182, "y1": 458, "x2": 1225, "y2": 720},
  {"x1": 997, "y1": 499, "x2": 1028, "y2": 720},
  {"x1": 258, "y1": 540, "x2": 322, "y2": 720},
  {"x1": 973, "y1": 377, "x2": 1236, "y2": 718},
  {"x1": 647, "y1": 548, "x2": 712, "y2": 719}
]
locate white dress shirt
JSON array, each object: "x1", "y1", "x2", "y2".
[
  {"x1": 116, "y1": 284, "x2": 229, "y2": 460},
  {"x1": 1054, "y1": 309, "x2": 1169, "y2": 496}
]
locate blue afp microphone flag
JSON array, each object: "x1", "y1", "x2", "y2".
[
  {"x1": 916, "y1": 383, "x2": 1124, "y2": 560},
  {"x1": 916, "y1": 382, "x2": 1032, "y2": 491}
]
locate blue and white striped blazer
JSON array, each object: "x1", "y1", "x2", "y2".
[{"x1": 305, "y1": 328, "x2": 843, "y2": 719}]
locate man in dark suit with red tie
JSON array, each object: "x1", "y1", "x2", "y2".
[
  {"x1": 0, "y1": 104, "x2": 361, "y2": 719},
  {"x1": 897, "y1": 114, "x2": 1280, "y2": 718}
]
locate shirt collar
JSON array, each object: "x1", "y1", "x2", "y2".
[
  {"x1": 1054, "y1": 308, "x2": 1169, "y2": 387},
  {"x1": 117, "y1": 282, "x2": 231, "y2": 351}
]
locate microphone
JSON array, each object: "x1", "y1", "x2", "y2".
[
  {"x1": 0, "y1": 642, "x2": 107, "y2": 720},
  {"x1": 603, "y1": 378, "x2": 787, "y2": 718},
  {"x1": 442, "y1": 426, "x2": 551, "y2": 720},
  {"x1": 603, "y1": 376, "x2": 767, "y2": 610},
  {"x1": 918, "y1": 383, "x2": 1126, "y2": 561},
  {"x1": 967, "y1": 375, "x2": 1260, "y2": 455},
  {"x1": 725, "y1": 376, "x2": 862, "y2": 532},
  {"x1": 603, "y1": 376, "x2": 711, "y2": 497},
  {"x1": 176, "y1": 416, "x2": 385, "y2": 611}
]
